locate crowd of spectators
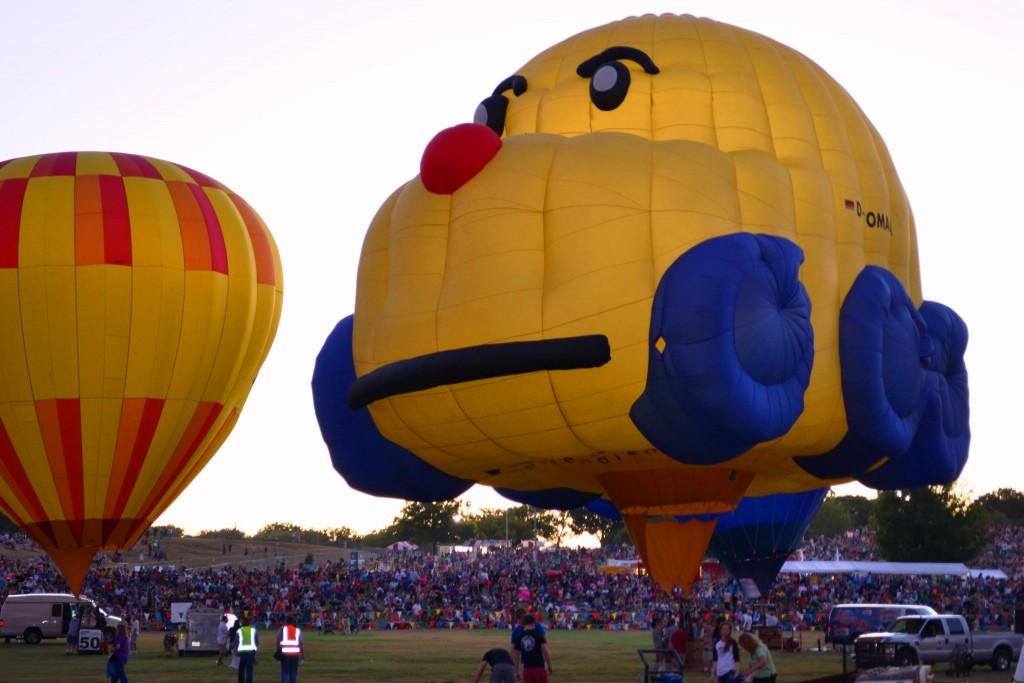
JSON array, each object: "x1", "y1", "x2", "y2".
[{"x1": 1, "y1": 525, "x2": 1021, "y2": 639}]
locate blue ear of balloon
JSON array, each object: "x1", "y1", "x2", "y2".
[
  {"x1": 311, "y1": 315, "x2": 473, "y2": 501},
  {"x1": 857, "y1": 301, "x2": 970, "y2": 488},
  {"x1": 630, "y1": 233, "x2": 814, "y2": 465},
  {"x1": 795, "y1": 267, "x2": 969, "y2": 487},
  {"x1": 495, "y1": 487, "x2": 600, "y2": 510}
]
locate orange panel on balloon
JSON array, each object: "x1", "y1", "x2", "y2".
[{"x1": 626, "y1": 516, "x2": 717, "y2": 594}]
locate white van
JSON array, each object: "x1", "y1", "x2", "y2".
[
  {"x1": 0, "y1": 593, "x2": 121, "y2": 644},
  {"x1": 826, "y1": 603, "x2": 937, "y2": 645}
]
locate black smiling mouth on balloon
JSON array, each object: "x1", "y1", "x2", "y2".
[{"x1": 347, "y1": 335, "x2": 611, "y2": 410}]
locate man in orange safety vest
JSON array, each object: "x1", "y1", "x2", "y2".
[{"x1": 276, "y1": 615, "x2": 305, "y2": 683}]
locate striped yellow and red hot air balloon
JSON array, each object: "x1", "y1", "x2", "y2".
[{"x1": 0, "y1": 152, "x2": 283, "y2": 591}]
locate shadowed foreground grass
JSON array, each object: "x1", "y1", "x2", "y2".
[{"x1": 0, "y1": 630, "x2": 1012, "y2": 682}]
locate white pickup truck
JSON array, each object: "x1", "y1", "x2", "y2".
[{"x1": 854, "y1": 613, "x2": 1023, "y2": 672}]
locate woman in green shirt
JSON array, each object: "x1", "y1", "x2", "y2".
[{"x1": 738, "y1": 632, "x2": 776, "y2": 683}]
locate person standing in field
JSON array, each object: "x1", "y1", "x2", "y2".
[
  {"x1": 513, "y1": 613, "x2": 553, "y2": 682},
  {"x1": 66, "y1": 614, "x2": 80, "y2": 655},
  {"x1": 216, "y1": 614, "x2": 230, "y2": 665},
  {"x1": 738, "y1": 632, "x2": 777, "y2": 683},
  {"x1": 129, "y1": 613, "x2": 140, "y2": 655},
  {"x1": 670, "y1": 618, "x2": 688, "y2": 670},
  {"x1": 233, "y1": 615, "x2": 259, "y2": 683},
  {"x1": 511, "y1": 607, "x2": 546, "y2": 645},
  {"x1": 702, "y1": 620, "x2": 716, "y2": 672},
  {"x1": 109, "y1": 623, "x2": 130, "y2": 683},
  {"x1": 277, "y1": 615, "x2": 306, "y2": 683},
  {"x1": 711, "y1": 621, "x2": 741, "y2": 683},
  {"x1": 651, "y1": 617, "x2": 666, "y2": 665}
]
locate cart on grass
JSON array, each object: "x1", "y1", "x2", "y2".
[{"x1": 636, "y1": 648, "x2": 685, "y2": 683}]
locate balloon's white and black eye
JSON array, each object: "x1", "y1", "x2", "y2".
[
  {"x1": 590, "y1": 61, "x2": 630, "y2": 111},
  {"x1": 474, "y1": 95, "x2": 510, "y2": 135}
]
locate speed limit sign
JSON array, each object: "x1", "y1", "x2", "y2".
[{"x1": 78, "y1": 628, "x2": 103, "y2": 653}]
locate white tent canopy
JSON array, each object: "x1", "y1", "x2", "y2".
[
  {"x1": 465, "y1": 539, "x2": 510, "y2": 549},
  {"x1": 779, "y1": 561, "x2": 1004, "y2": 576},
  {"x1": 967, "y1": 568, "x2": 1009, "y2": 580}
]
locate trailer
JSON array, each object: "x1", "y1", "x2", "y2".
[{"x1": 177, "y1": 607, "x2": 235, "y2": 656}]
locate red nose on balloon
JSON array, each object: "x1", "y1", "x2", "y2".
[{"x1": 420, "y1": 123, "x2": 502, "y2": 194}]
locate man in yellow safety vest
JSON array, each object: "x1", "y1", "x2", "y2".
[
  {"x1": 233, "y1": 615, "x2": 259, "y2": 683},
  {"x1": 276, "y1": 615, "x2": 306, "y2": 683}
]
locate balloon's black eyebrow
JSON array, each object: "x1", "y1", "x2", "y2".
[
  {"x1": 576, "y1": 47, "x2": 660, "y2": 77},
  {"x1": 491, "y1": 75, "x2": 528, "y2": 97}
]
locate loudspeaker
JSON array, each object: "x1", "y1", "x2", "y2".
[{"x1": 1015, "y1": 608, "x2": 1024, "y2": 634}]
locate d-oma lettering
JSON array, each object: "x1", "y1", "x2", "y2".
[
  {"x1": 844, "y1": 199, "x2": 893, "y2": 234},
  {"x1": 866, "y1": 211, "x2": 892, "y2": 234}
]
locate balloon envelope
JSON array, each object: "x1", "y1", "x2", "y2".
[
  {"x1": 706, "y1": 489, "x2": 828, "y2": 596},
  {"x1": 318, "y1": 14, "x2": 969, "y2": 594},
  {"x1": 0, "y1": 152, "x2": 283, "y2": 591}
]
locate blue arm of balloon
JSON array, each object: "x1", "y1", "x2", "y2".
[
  {"x1": 794, "y1": 268, "x2": 969, "y2": 486},
  {"x1": 629, "y1": 233, "x2": 814, "y2": 464},
  {"x1": 311, "y1": 315, "x2": 473, "y2": 501},
  {"x1": 856, "y1": 301, "x2": 969, "y2": 488}
]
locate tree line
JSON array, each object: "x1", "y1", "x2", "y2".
[
  {"x1": 809, "y1": 485, "x2": 1024, "y2": 563},
  {"x1": 187, "y1": 484, "x2": 1024, "y2": 563},
  {"x1": 2, "y1": 486, "x2": 1022, "y2": 564}
]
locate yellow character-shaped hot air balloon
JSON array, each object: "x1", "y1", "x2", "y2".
[
  {"x1": 313, "y1": 14, "x2": 968, "y2": 592},
  {"x1": 0, "y1": 152, "x2": 283, "y2": 591}
]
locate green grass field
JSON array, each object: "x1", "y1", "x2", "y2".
[{"x1": 0, "y1": 630, "x2": 1012, "y2": 682}]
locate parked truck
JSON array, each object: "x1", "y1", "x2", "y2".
[{"x1": 854, "y1": 613, "x2": 1024, "y2": 672}]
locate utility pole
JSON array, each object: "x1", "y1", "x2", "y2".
[{"x1": 532, "y1": 507, "x2": 539, "y2": 571}]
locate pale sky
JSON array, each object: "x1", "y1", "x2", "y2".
[{"x1": 4, "y1": 0, "x2": 1021, "y2": 537}]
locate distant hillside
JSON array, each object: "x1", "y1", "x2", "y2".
[{"x1": 0, "y1": 535, "x2": 368, "y2": 572}]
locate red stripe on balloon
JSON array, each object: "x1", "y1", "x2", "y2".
[
  {"x1": 167, "y1": 181, "x2": 209, "y2": 270},
  {"x1": 30, "y1": 152, "x2": 78, "y2": 177},
  {"x1": 0, "y1": 498, "x2": 27, "y2": 529},
  {"x1": 0, "y1": 178, "x2": 27, "y2": 268},
  {"x1": 169, "y1": 406, "x2": 238, "y2": 505},
  {"x1": 110, "y1": 152, "x2": 163, "y2": 180},
  {"x1": 228, "y1": 195, "x2": 276, "y2": 286},
  {"x1": 74, "y1": 175, "x2": 107, "y2": 265},
  {"x1": 98, "y1": 175, "x2": 132, "y2": 266},
  {"x1": 0, "y1": 420, "x2": 50, "y2": 522},
  {"x1": 136, "y1": 401, "x2": 224, "y2": 524},
  {"x1": 56, "y1": 399, "x2": 85, "y2": 529},
  {"x1": 27, "y1": 520, "x2": 59, "y2": 548},
  {"x1": 108, "y1": 398, "x2": 165, "y2": 521},
  {"x1": 178, "y1": 164, "x2": 224, "y2": 189},
  {"x1": 188, "y1": 184, "x2": 228, "y2": 274},
  {"x1": 35, "y1": 399, "x2": 85, "y2": 531}
]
